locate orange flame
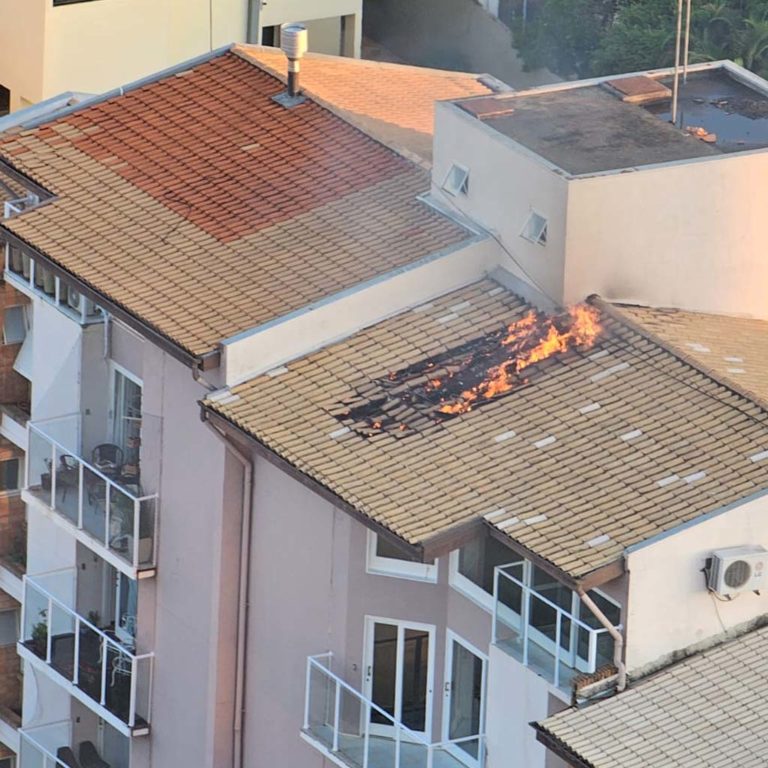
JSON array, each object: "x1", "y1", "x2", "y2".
[{"x1": 438, "y1": 304, "x2": 601, "y2": 415}]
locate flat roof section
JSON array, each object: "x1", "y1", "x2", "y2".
[{"x1": 455, "y1": 66, "x2": 768, "y2": 175}]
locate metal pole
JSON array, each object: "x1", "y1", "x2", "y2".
[
  {"x1": 683, "y1": 0, "x2": 692, "y2": 82},
  {"x1": 671, "y1": 0, "x2": 684, "y2": 125}
]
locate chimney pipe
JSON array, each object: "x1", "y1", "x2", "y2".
[{"x1": 281, "y1": 23, "x2": 308, "y2": 99}]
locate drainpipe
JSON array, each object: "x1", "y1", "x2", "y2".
[
  {"x1": 246, "y1": 0, "x2": 262, "y2": 44},
  {"x1": 206, "y1": 419, "x2": 254, "y2": 768},
  {"x1": 577, "y1": 588, "x2": 627, "y2": 692}
]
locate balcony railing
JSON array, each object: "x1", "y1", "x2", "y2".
[
  {"x1": 5, "y1": 244, "x2": 103, "y2": 325},
  {"x1": 492, "y1": 564, "x2": 618, "y2": 692},
  {"x1": 21, "y1": 719, "x2": 128, "y2": 768},
  {"x1": 304, "y1": 653, "x2": 485, "y2": 768},
  {"x1": 25, "y1": 415, "x2": 157, "y2": 575},
  {"x1": 21, "y1": 571, "x2": 152, "y2": 734}
]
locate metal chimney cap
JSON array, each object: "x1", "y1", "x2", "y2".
[{"x1": 281, "y1": 24, "x2": 308, "y2": 60}]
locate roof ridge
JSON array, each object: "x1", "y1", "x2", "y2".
[
  {"x1": 593, "y1": 296, "x2": 768, "y2": 414},
  {"x1": 234, "y1": 43, "x2": 495, "y2": 83}
]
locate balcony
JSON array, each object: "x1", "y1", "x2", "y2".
[
  {"x1": 492, "y1": 563, "x2": 619, "y2": 693},
  {"x1": 4, "y1": 245, "x2": 103, "y2": 325},
  {"x1": 21, "y1": 717, "x2": 129, "y2": 768},
  {"x1": 303, "y1": 653, "x2": 485, "y2": 768},
  {"x1": 19, "y1": 570, "x2": 152, "y2": 737},
  {"x1": 24, "y1": 415, "x2": 157, "y2": 578}
]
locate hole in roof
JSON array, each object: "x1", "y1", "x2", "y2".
[{"x1": 442, "y1": 163, "x2": 469, "y2": 197}]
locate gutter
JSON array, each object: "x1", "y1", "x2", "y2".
[
  {"x1": 531, "y1": 724, "x2": 596, "y2": 768},
  {"x1": 204, "y1": 419, "x2": 254, "y2": 768}
]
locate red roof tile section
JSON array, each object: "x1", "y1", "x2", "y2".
[{"x1": 0, "y1": 52, "x2": 470, "y2": 356}]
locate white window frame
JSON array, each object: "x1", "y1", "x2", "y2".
[
  {"x1": 448, "y1": 549, "x2": 494, "y2": 613},
  {"x1": 366, "y1": 530, "x2": 438, "y2": 583},
  {"x1": 441, "y1": 163, "x2": 469, "y2": 197},
  {"x1": 521, "y1": 210, "x2": 548, "y2": 246}
]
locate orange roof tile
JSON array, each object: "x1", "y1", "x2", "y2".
[
  {"x1": 234, "y1": 45, "x2": 496, "y2": 161},
  {"x1": 0, "y1": 51, "x2": 471, "y2": 357}
]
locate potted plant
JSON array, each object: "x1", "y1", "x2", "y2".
[{"x1": 29, "y1": 609, "x2": 48, "y2": 659}]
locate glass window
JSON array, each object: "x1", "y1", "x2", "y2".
[
  {"x1": 458, "y1": 535, "x2": 516, "y2": 594},
  {"x1": 0, "y1": 609, "x2": 18, "y2": 646},
  {"x1": 3, "y1": 305, "x2": 26, "y2": 345},
  {"x1": 0, "y1": 458, "x2": 20, "y2": 492},
  {"x1": 366, "y1": 531, "x2": 437, "y2": 583},
  {"x1": 521, "y1": 211, "x2": 548, "y2": 245}
]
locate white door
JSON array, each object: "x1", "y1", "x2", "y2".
[
  {"x1": 363, "y1": 617, "x2": 435, "y2": 740},
  {"x1": 442, "y1": 632, "x2": 487, "y2": 766}
]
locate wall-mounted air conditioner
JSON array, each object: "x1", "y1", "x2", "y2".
[{"x1": 707, "y1": 545, "x2": 767, "y2": 597}]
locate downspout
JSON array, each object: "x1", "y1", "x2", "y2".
[
  {"x1": 205, "y1": 419, "x2": 253, "y2": 768},
  {"x1": 577, "y1": 588, "x2": 627, "y2": 692}
]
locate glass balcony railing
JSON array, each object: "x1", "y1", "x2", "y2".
[
  {"x1": 21, "y1": 571, "x2": 152, "y2": 733},
  {"x1": 492, "y1": 564, "x2": 619, "y2": 692},
  {"x1": 21, "y1": 719, "x2": 130, "y2": 768},
  {"x1": 25, "y1": 415, "x2": 158, "y2": 574},
  {"x1": 304, "y1": 653, "x2": 485, "y2": 768},
  {"x1": 4, "y1": 244, "x2": 103, "y2": 325}
]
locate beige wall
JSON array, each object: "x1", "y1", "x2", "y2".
[
  {"x1": 565, "y1": 151, "x2": 768, "y2": 318},
  {"x1": 43, "y1": 0, "x2": 247, "y2": 98},
  {"x1": 625, "y1": 491, "x2": 768, "y2": 673},
  {"x1": 0, "y1": 0, "x2": 47, "y2": 109},
  {"x1": 432, "y1": 103, "x2": 570, "y2": 305}
]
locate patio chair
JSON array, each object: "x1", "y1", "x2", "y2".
[
  {"x1": 79, "y1": 740, "x2": 111, "y2": 768},
  {"x1": 91, "y1": 444, "x2": 123, "y2": 478},
  {"x1": 56, "y1": 747, "x2": 84, "y2": 768}
]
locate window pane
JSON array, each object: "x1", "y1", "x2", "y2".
[
  {"x1": 376, "y1": 535, "x2": 409, "y2": 560},
  {"x1": 0, "y1": 610, "x2": 17, "y2": 645},
  {"x1": 0, "y1": 459, "x2": 19, "y2": 492},
  {"x1": 458, "y1": 535, "x2": 515, "y2": 594},
  {"x1": 3, "y1": 306, "x2": 26, "y2": 345}
]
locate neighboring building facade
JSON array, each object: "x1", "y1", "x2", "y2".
[
  {"x1": 0, "y1": 44, "x2": 766, "y2": 768},
  {"x1": 0, "y1": 0, "x2": 362, "y2": 113}
]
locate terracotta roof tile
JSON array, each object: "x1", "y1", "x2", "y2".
[
  {"x1": 234, "y1": 45, "x2": 495, "y2": 162},
  {"x1": 206, "y1": 280, "x2": 768, "y2": 579},
  {"x1": 0, "y1": 51, "x2": 470, "y2": 357}
]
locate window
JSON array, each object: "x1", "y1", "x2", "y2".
[
  {"x1": 3, "y1": 305, "x2": 27, "y2": 345},
  {"x1": 442, "y1": 164, "x2": 469, "y2": 197},
  {"x1": 0, "y1": 85, "x2": 9, "y2": 117},
  {"x1": 53, "y1": 0, "x2": 101, "y2": 5},
  {"x1": 0, "y1": 609, "x2": 18, "y2": 646},
  {"x1": 0, "y1": 755, "x2": 14, "y2": 768},
  {"x1": 0, "y1": 458, "x2": 20, "y2": 493},
  {"x1": 366, "y1": 530, "x2": 437, "y2": 582},
  {"x1": 449, "y1": 534, "x2": 517, "y2": 610},
  {"x1": 521, "y1": 211, "x2": 548, "y2": 245}
]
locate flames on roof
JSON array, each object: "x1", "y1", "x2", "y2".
[{"x1": 332, "y1": 305, "x2": 602, "y2": 437}]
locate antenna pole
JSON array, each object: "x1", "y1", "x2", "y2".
[
  {"x1": 671, "y1": 0, "x2": 684, "y2": 125},
  {"x1": 683, "y1": 0, "x2": 692, "y2": 82}
]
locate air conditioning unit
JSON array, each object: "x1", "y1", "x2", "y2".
[
  {"x1": 708, "y1": 546, "x2": 767, "y2": 597},
  {"x1": 67, "y1": 287, "x2": 83, "y2": 312}
]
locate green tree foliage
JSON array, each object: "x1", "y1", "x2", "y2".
[{"x1": 513, "y1": 0, "x2": 768, "y2": 79}]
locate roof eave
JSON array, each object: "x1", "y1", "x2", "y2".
[
  {"x1": 0, "y1": 228, "x2": 216, "y2": 371},
  {"x1": 531, "y1": 724, "x2": 597, "y2": 768}
]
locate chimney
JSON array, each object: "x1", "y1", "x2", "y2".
[{"x1": 280, "y1": 23, "x2": 308, "y2": 99}]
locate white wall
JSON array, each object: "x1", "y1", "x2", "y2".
[
  {"x1": 625, "y1": 492, "x2": 768, "y2": 672},
  {"x1": 565, "y1": 151, "x2": 768, "y2": 318},
  {"x1": 432, "y1": 103, "x2": 570, "y2": 305},
  {"x1": 486, "y1": 645, "x2": 567, "y2": 768}
]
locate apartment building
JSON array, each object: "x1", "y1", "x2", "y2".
[
  {"x1": 0, "y1": 0, "x2": 362, "y2": 114},
  {"x1": 0, "y1": 40, "x2": 765, "y2": 768}
]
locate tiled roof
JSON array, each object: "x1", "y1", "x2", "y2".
[
  {"x1": 536, "y1": 623, "x2": 768, "y2": 767},
  {"x1": 613, "y1": 304, "x2": 768, "y2": 405},
  {"x1": 205, "y1": 279, "x2": 768, "y2": 579},
  {"x1": 0, "y1": 50, "x2": 470, "y2": 357},
  {"x1": 234, "y1": 45, "x2": 495, "y2": 162}
]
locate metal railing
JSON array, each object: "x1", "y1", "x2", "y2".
[
  {"x1": 20, "y1": 719, "x2": 128, "y2": 768},
  {"x1": 26, "y1": 416, "x2": 158, "y2": 572},
  {"x1": 492, "y1": 564, "x2": 617, "y2": 691},
  {"x1": 22, "y1": 572, "x2": 153, "y2": 729},
  {"x1": 304, "y1": 653, "x2": 485, "y2": 768}
]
